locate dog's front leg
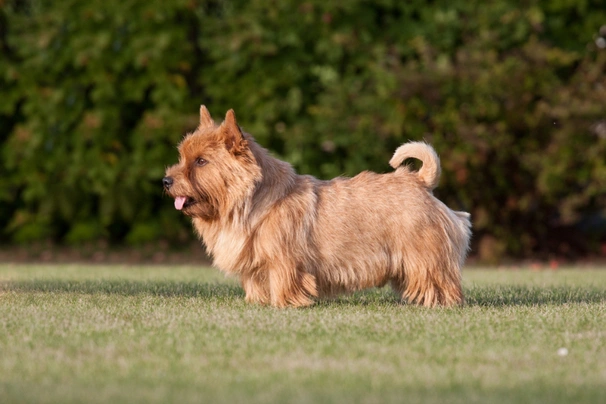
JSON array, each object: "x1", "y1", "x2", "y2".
[
  {"x1": 268, "y1": 263, "x2": 317, "y2": 308},
  {"x1": 241, "y1": 272, "x2": 270, "y2": 305}
]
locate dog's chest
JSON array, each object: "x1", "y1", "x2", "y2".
[{"x1": 206, "y1": 226, "x2": 249, "y2": 272}]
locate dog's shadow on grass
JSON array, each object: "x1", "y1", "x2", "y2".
[
  {"x1": 2, "y1": 280, "x2": 605, "y2": 307},
  {"x1": 0, "y1": 279, "x2": 245, "y2": 300},
  {"x1": 463, "y1": 285, "x2": 606, "y2": 307},
  {"x1": 318, "y1": 285, "x2": 606, "y2": 307}
]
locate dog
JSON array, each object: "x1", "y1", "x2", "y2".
[{"x1": 163, "y1": 106, "x2": 471, "y2": 307}]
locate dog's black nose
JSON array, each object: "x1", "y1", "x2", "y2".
[{"x1": 162, "y1": 176, "x2": 173, "y2": 189}]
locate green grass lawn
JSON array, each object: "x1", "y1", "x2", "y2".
[{"x1": 1, "y1": 264, "x2": 605, "y2": 404}]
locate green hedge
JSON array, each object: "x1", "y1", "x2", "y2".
[{"x1": 1, "y1": 0, "x2": 605, "y2": 261}]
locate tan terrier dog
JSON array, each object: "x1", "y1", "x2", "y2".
[{"x1": 163, "y1": 106, "x2": 471, "y2": 307}]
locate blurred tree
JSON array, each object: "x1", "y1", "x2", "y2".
[{"x1": 1, "y1": 0, "x2": 605, "y2": 261}]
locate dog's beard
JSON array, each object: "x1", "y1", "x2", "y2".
[{"x1": 180, "y1": 181, "x2": 219, "y2": 220}]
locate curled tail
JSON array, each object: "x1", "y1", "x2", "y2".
[{"x1": 389, "y1": 141, "x2": 441, "y2": 190}]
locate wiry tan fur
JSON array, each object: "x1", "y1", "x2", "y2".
[{"x1": 164, "y1": 106, "x2": 472, "y2": 308}]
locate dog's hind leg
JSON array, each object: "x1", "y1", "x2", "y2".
[
  {"x1": 390, "y1": 231, "x2": 464, "y2": 307},
  {"x1": 390, "y1": 263, "x2": 463, "y2": 307},
  {"x1": 391, "y1": 270, "x2": 463, "y2": 307}
]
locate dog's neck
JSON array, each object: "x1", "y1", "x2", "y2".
[{"x1": 247, "y1": 140, "x2": 298, "y2": 225}]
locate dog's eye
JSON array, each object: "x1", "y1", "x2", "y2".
[{"x1": 195, "y1": 157, "x2": 207, "y2": 167}]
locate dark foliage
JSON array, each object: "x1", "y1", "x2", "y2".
[{"x1": 1, "y1": 0, "x2": 605, "y2": 261}]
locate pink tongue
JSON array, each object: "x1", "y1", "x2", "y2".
[{"x1": 174, "y1": 196, "x2": 187, "y2": 210}]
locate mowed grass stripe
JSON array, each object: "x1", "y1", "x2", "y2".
[{"x1": 1, "y1": 265, "x2": 605, "y2": 404}]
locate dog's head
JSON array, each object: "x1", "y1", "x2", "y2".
[{"x1": 163, "y1": 106, "x2": 261, "y2": 220}]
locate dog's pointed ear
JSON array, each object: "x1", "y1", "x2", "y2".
[
  {"x1": 220, "y1": 109, "x2": 246, "y2": 153},
  {"x1": 199, "y1": 105, "x2": 215, "y2": 129}
]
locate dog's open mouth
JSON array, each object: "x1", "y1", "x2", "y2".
[{"x1": 174, "y1": 196, "x2": 195, "y2": 211}]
